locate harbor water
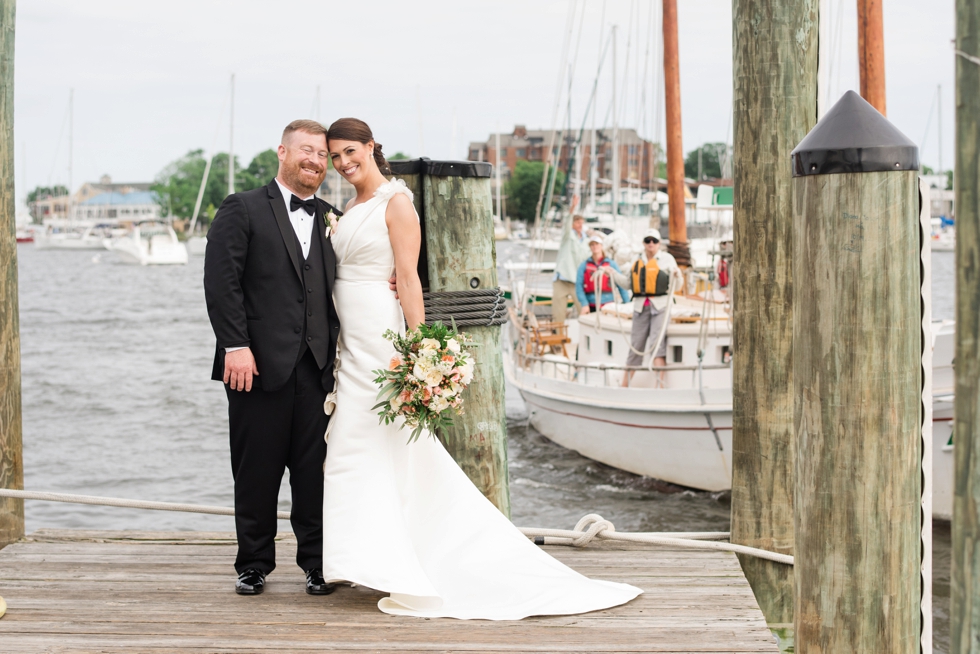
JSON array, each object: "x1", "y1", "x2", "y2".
[{"x1": 15, "y1": 244, "x2": 956, "y2": 649}]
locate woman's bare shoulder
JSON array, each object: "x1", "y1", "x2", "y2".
[{"x1": 385, "y1": 192, "x2": 417, "y2": 224}]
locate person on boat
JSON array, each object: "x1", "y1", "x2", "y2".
[
  {"x1": 619, "y1": 229, "x2": 682, "y2": 387},
  {"x1": 552, "y1": 214, "x2": 591, "y2": 323},
  {"x1": 575, "y1": 234, "x2": 630, "y2": 315}
]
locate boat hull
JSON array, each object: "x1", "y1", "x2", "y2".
[{"x1": 507, "y1": 360, "x2": 733, "y2": 491}]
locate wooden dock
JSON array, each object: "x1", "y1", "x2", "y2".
[{"x1": 0, "y1": 530, "x2": 778, "y2": 653}]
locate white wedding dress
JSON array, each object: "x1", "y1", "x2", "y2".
[{"x1": 322, "y1": 179, "x2": 641, "y2": 620}]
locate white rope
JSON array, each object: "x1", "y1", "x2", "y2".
[
  {"x1": 0, "y1": 491, "x2": 792, "y2": 565},
  {"x1": 519, "y1": 514, "x2": 793, "y2": 566},
  {"x1": 0, "y1": 488, "x2": 290, "y2": 520}
]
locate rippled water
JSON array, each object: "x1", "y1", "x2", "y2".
[{"x1": 13, "y1": 244, "x2": 956, "y2": 648}]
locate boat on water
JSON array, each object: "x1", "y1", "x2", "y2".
[
  {"x1": 185, "y1": 235, "x2": 208, "y2": 256},
  {"x1": 505, "y1": 294, "x2": 957, "y2": 518},
  {"x1": 15, "y1": 226, "x2": 35, "y2": 243},
  {"x1": 930, "y1": 217, "x2": 955, "y2": 251},
  {"x1": 105, "y1": 220, "x2": 188, "y2": 265},
  {"x1": 34, "y1": 223, "x2": 121, "y2": 250}
]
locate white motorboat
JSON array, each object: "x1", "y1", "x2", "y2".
[
  {"x1": 34, "y1": 223, "x2": 119, "y2": 250},
  {"x1": 106, "y1": 221, "x2": 188, "y2": 265},
  {"x1": 506, "y1": 296, "x2": 956, "y2": 516},
  {"x1": 185, "y1": 236, "x2": 208, "y2": 256}
]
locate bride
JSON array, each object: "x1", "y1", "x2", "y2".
[{"x1": 322, "y1": 117, "x2": 641, "y2": 620}]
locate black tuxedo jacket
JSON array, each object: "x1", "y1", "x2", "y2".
[{"x1": 204, "y1": 179, "x2": 342, "y2": 392}]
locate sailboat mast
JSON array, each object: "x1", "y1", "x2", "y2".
[
  {"x1": 589, "y1": 103, "x2": 597, "y2": 210},
  {"x1": 228, "y1": 74, "x2": 235, "y2": 197},
  {"x1": 662, "y1": 0, "x2": 689, "y2": 265},
  {"x1": 611, "y1": 26, "x2": 619, "y2": 219},
  {"x1": 857, "y1": 0, "x2": 886, "y2": 114},
  {"x1": 495, "y1": 130, "x2": 502, "y2": 219},
  {"x1": 68, "y1": 89, "x2": 73, "y2": 225},
  {"x1": 938, "y1": 84, "x2": 943, "y2": 176}
]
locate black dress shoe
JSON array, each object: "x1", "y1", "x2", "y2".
[
  {"x1": 236, "y1": 568, "x2": 266, "y2": 595},
  {"x1": 305, "y1": 568, "x2": 337, "y2": 595}
]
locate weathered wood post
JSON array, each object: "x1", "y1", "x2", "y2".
[
  {"x1": 0, "y1": 0, "x2": 21, "y2": 550},
  {"x1": 951, "y1": 0, "x2": 980, "y2": 649},
  {"x1": 791, "y1": 90, "x2": 921, "y2": 652},
  {"x1": 389, "y1": 159, "x2": 510, "y2": 517},
  {"x1": 730, "y1": 0, "x2": 817, "y2": 629}
]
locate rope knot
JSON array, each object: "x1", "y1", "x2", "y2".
[{"x1": 570, "y1": 513, "x2": 616, "y2": 547}]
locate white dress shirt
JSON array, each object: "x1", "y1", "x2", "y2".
[
  {"x1": 226, "y1": 179, "x2": 317, "y2": 354},
  {"x1": 275, "y1": 177, "x2": 316, "y2": 259}
]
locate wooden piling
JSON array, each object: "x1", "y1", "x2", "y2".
[
  {"x1": 0, "y1": 0, "x2": 21, "y2": 550},
  {"x1": 390, "y1": 160, "x2": 510, "y2": 517},
  {"x1": 951, "y1": 1, "x2": 980, "y2": 650},
  {"x1": 730, "y1": 0, "x2": 817, "y2": 626},
  {"x1": 791, "y1": 91, "x2": 921, "y2": 652}
]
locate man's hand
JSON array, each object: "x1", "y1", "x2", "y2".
[
  {"x1": 389, "y1": 273, "x2": 398, "y2": 298},
  {"x1": 224, "y1": 348, "x2": 259, "y2": 392}
]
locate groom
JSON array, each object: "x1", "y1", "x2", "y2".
[{"x1": 204, "y1": 119, "x2": 342, "y2": 596}]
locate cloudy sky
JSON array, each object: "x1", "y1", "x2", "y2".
[{"x1": 14, "y1": 0, "x2": 955, "y2": 201}]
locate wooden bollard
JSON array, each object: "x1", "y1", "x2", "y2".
[
  {"x1": 389, "y1": 159, "x2": 510, "y2": 517},
  {"x1": 951, "y1": 0, "x2": 980, "y2": 649},
  {"x1": 730, "y1": 0, "x2": 817, "y2": 628},
  {"x1": 0, "y1": 0, "x2": 22, "y2": 549},
  {"x1": 791, "y1": 90, "x2": 921, "y2": 652}
]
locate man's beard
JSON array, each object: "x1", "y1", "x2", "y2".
[{"x1": 283, "y1": 161, "x2": 324, "y2": 196}]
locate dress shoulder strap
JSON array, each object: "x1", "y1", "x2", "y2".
[{"x1": 373, "y1": 178, "x2": 414, "y2": 203}]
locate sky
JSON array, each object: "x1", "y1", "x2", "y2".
[{"x1": 13, "y1": 0, "x2": 956, "y2": 203}]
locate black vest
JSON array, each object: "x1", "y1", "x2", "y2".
[{"x1": 296, "y1": 224, "x2": 330, "y2": 369}]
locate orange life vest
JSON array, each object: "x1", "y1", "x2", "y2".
[{"x1": 631, "y1": 257, "x2": 670, "y2": 296}]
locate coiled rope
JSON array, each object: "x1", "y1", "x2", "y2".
[
  {"x1": 0, "y1": 490, "x2": 792, "y2": 566},
  {"x1": 423, "y1": 288, "x2": 508, "y2": 327}
]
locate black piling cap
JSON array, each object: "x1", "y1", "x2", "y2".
[
  {"x1": 389, "y1": 157, "x2": 492, "y2": 179},
  {"x1": 791, "y1": 90, "x2": 919, "y2": 177}
]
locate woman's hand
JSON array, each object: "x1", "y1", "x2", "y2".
[
  {"x1": 386, "y1": 194, "x2": 425, "y2": 329},
  {"x1": 580, "y1": 306, "x2": 590, "y2": 316}
]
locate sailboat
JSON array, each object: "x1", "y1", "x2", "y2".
[{"x1": 186, "y1": 74, "x2": 235, "y2": 257}]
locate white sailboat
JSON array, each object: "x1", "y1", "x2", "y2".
[{"x1": 106, "y1": 220, "x2": 188, "y2": 265}]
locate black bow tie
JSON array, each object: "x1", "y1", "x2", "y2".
[{"x1": 290, "y1": 194, "x2": 317, "y2": 216}]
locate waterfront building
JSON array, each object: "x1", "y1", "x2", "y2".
[
  {"x1": 468, "y1": 125, "x2": 659, "y2": 192},
  {"x1": 72, "y1": 190, "x2": 160, "y2": 223}
]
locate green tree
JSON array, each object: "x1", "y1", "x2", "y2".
[
  {"x1": 684, "y1": 143, "x2": 727, "y2": 180},
  {"x1": 239, "y1": 149, "x2": 279, "y2": 191},
  {"x1": 27, "y1": 185, "x2": 69, "y2": 203},
  {"x1": 389, "y1": 152, "x2": 410, "y2": 160},
  {"x1": 504, "y1": 160, "x2": 566, "y2": 222},
  {"x1": 153, "y1": 149, "x2": 280, "y2": 228}
]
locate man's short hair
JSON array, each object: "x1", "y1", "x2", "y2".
[
  {"x1": 282, "y1": 119, "x2": 328, "y2": 145},
  {"x1": 572, "y1": 214, "x2": 585, "y2": 222}
]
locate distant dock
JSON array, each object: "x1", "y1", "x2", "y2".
[{"x1": 0, "y1": 530, "x2": 777, "y2": 652}]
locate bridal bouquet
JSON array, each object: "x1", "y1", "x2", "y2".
[{"x1": 372, "y1": 322, "x2": 476, "y2": 443}]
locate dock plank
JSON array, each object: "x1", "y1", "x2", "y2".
[{"x1": 0, "y1": 531, "x2": 778, "y2": 653}]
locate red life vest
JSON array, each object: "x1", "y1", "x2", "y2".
[
  {"x1": 582, "y1": 258, "x2": 614, "y2": 295},
  {"x1": 717, "y1": 257, "x2": 730, "y2": 288}
]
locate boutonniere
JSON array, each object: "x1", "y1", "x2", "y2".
[{"x1": 325, "y1": 210, "x2": 339, "y2": 237}]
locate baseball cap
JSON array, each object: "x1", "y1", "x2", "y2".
[{"x1": 643, "y1": 228, "x2": 662, "y2": 242}]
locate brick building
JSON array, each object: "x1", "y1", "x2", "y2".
[{"x1": 468, "y1": 125, "x2": 658, "y2": 191}]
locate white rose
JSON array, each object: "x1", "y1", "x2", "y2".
[
  {"x1": 446, "y1": 338, "x2": 461, "y2": 354},
  {"x1": 430, "y1": 395, "x2": 450, "y2": 414},
  {"x1": 457, "y1": 360, "x2": 475, "y2": 385},
  {"x1": 421, "y1": 338, "x2": 441, "y2": 350},
  {"x1": 390, "y1": 395, "x2": 404, "y2": 412},
  {"x1": 424, "y1": 368, "x2": 444, "y2": 387},
  {"x1": 413, "y1": 361, "x2": 429, "y2": 381}
]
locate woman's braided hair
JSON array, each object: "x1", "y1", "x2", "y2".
[{"x1": 326, "y1": 117, "x2": 391, "y2": 175}]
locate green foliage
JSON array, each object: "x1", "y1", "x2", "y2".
[
  {"x1": 152, "y1": 149, "x2": 279, "y2": 227},
  {"x1": 27, "y1": 185, "x2": 69, "y2": 203},
  {"x1": 684, "y1": 143, "x2": 727, "y2": 180},
  {"x1": 505, "y1": 160, "x2": 566, "y2": 222},
  {"x1": 239, "y1": 149, "x2": 279, "y2": 191},
  {"x1": 946, "y1": 169, "x2": 953, "y2": 190},
  {"x1": 922, "y1": 164, "x2": 935, "y2": 175},
  {"x1": 389, "y1": 152, "x2": 410, "y2": 160}
]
